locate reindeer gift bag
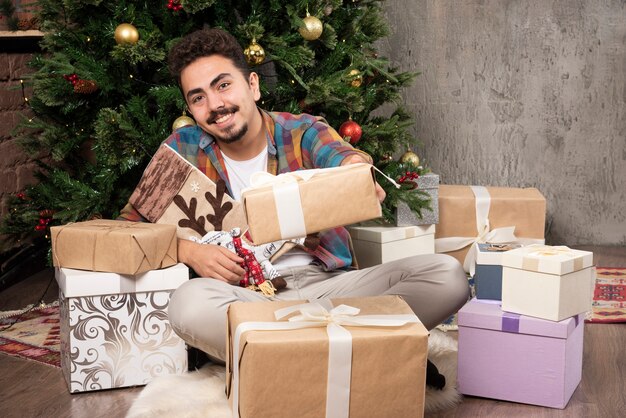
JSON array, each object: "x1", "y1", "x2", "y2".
[{"x1": 129, "y1": 144, "x2": 248, "y2": 240}]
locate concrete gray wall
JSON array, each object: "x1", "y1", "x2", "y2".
[{"x1": 381, "y1": 0, "x2": 626, "y2": 246}]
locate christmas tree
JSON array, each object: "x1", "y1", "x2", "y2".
[{"x1": 1, "y1": 0, "x2": 430, "y2": 249}]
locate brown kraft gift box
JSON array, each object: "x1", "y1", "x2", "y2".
[
  {"x1": 241, "y1": 163, "x2": 382, "y2": 245},
  {"x1": 51, "y1": 219, "x2": 177, "y2": 275},
  {"x1": 226, "y1": 295, "x2": 428, "y2": 418},
  {"x1": 435, "y1": 185, "x2": 546, "y2": 268}
]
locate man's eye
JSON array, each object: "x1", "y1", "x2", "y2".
[
  {"x1": 218, "y1": 82, "x2": 230, "y2": 90},
  {"x1": 191, "y1": 96, "x2": 204, "y2": 104}
]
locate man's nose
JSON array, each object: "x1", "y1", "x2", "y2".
[{"x1": 207, "y1": 91, "x2": 225, "y2": 110}]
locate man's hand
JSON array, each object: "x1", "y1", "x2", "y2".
[
  {"x1": 341, "y1": 154, "x2": 386, "y2": 203},
  {"x1": 178, "y1": 239, "x2": 245, "y2": 284}
]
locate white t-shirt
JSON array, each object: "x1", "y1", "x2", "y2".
[{"x1": 222, "y1": 148, "x2": 314, "y2": 269}]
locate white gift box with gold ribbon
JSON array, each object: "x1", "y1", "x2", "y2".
[
  {"x1": 347, "y1": 224, "x2": 435, "y2": 268},
  {"x1": 241, "y1": 163, "x2": 382, "y2": 245},
  {"x1": 501, "y1": 245, "x2": 594, "y2": 321}
]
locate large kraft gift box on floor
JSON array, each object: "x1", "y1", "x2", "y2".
[
  {"x1": 347, "y1": 224, "x2": 435, "y2": 268},
  {"x1": 50, "y1": 219, "x2": 177, "y2": 275},
  {"x1": 395, "y1": 173, "x2": 440, "y2": 226},
  {"x1": 435, "y1": 185, "x2": 546, "y2": 272},
  {"x1": 501, "y1": 245, "x2": 594, "y2": 321},
  {"x1": 457, "y1": 298, "x2": 584, "y2": 409},
  {"x1": 56, "y1": 263, "x2": 189, "y2": 393},
  {"x1": 241, "y1": 163, "x2": 381, "y2": 245},
  {"x1": 226, "y1": 295, "x2": 428, "y2": 418},
  {"x1": 129, "y1": 144, "x2": 248, "y2": 240}
]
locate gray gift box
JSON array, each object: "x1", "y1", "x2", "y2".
[{"x1": 395, "y1": 173, "x2": 439, "y2": 225}]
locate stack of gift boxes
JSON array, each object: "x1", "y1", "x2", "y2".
[
  {"x1": 50, "y1": 219, "x2": 189, "y2": 393},
  {"x1": 457, "y1": 244, "x2": 594, "y2": 409},
  {"x1": 347, "y1": 179, "x2": 593, "y2": 410}
]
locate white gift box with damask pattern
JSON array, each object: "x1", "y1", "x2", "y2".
[{"x1": 55, "y1": 263, "x2": 189, "y2": 393}]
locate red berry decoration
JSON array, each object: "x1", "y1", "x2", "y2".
[
  {"x1": 167, "y1": 0, "x2": 183, "y2": 11},
  {"x1": 338, "y1": 119, "x2": 362, "y2": 145}
]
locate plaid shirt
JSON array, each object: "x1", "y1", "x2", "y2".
[{"x1": 119, "y1": 109, "x2": 371, "y2": 270}]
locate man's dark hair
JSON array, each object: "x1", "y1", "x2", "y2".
[{"x1": 168, "y1": 28, "x2": 251, "y2": 86}]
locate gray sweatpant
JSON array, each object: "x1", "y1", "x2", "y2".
[{"x1": 168, "y1": 253, "x2": 469, "y2": 362}]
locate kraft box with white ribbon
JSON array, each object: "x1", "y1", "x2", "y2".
[
  {"x1": 55, "y1": 264, "x2": 189, "y2": 393},
  {"x1": 500, "y1": 245, "x2": 594, "y2": 322},
  {"x1": 241, "y1": 163, "x2": 382, "y2": 245},
  {"x1": 457, "y1": 298, "x2": 584, "y2": 409},
  {"x1": 225, "y1": 295, "x2": 428, "y2": 418},
  {"x1": 434, "y1": 185, "x2": 546, "y2": 273},
  {"x1": 347, "y1": 224, "x2": 435, "y2": 268}
]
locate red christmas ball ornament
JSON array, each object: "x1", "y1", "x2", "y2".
[{"x1": 338, "y1": 119, "x2": 362, "y2": 145}]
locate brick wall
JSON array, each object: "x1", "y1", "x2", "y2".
[{"x1": 0, "y1": 52, "x2": 37, "y2": 222}]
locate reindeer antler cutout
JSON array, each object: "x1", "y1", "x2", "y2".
[
  {"x1": 173, "y1": 195, "x2": 208, "y2": 236},
  {"x1": 205, "y1": 179, "x2": 233, "y2": 231}
]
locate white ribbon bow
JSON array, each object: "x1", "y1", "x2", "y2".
[
  {"x1": 231, "y1": 301, "x2": 420, "y2": 418},
  {"x1": 435, "y1": 186, "x2": 520, "y2": 274}
]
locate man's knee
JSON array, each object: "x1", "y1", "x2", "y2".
[{"x1": 433, "y1": 253, "x2": 470, "y2": 307}]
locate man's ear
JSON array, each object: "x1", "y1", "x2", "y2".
[{"x1": 249, "y1": 72, "x2": 261, "y2": 101}]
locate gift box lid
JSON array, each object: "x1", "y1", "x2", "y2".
[
  {"x1": 56, "y1": 263, "x2": 189, "y2": 298},
  {"x1": 458, "y1": 298, "x2": 582, "y2": 339},
  {"x1": 348, "y1": 224, "x2": 435, "y2": 243},
  {"x1": 476, "y1": 243, "x2": 523, "y2": 265},
  {"x1": 501, "y1": 245, "x2": 593, "y2": 275},
  {"x1": 416, "y1": 173, "x2": 439, "y2": 189}
]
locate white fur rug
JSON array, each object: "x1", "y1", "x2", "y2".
[{"x1": 126, "y1": 329, "x2": 461, "y2": 417}]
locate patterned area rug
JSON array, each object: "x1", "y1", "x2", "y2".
[
  {"x1": 0, "y1": 303, "x2": 61, "y2": 367},
  {"x1": 588, "y1": 267, "x2": 626, "y2": 323}
]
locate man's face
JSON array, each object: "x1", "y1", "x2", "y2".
[{"x1": 181, "y1": 55, "x2": 261, "y2": 144}]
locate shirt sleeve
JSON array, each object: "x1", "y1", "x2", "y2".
[
  {"x1": 116, "y1": 202, "x2": 148, "y2": 222},
  {"x1": 301, "y1": 118, "x2": 372, "y2": 168}
]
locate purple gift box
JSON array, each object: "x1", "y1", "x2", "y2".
[{"x1": 457, "y1": 298, "x2": 584, "y2": 409}]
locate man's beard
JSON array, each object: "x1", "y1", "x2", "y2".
[{"x1": 206, "y1": 105, "x2": 247, "y2": 144}]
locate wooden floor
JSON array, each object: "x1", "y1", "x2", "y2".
[{"x1": 0, "y1": 245, "x2": 624, "y2": 418}]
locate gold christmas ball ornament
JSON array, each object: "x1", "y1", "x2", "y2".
[
  {"x1": 299, "y1": 13, "x2": 323, "y2": 41},
  {"x1": 347, "y1": 69, "x2": 363, "y2": 87},
  {"x1": 114, "y1": 23, "x2": 139, "y2": 45},
  {"x1": 244, "y1": 39, "x2": 266, "y2": 65},
  {"x1": 400, "y1": 150, "x2": 420, "y2": 166},
  {"x1": 172, "y1": 114, "x2": 196, "y2": 131}
]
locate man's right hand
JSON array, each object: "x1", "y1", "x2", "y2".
[{"x1": 178, "y1": 239, "x2": 245, "y2": 284}]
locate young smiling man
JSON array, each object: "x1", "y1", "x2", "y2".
[{"x1": 119, "y1": 29, "x2": 469, "y2": 387}]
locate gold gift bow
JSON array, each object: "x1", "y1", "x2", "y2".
[
  {"x1": 230, "y1": 302, "x2": 421, "y2": 418},
  {"x1": 521, "y1": 245, "x2": 585, "y2": 272}
]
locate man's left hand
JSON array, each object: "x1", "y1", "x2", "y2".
[{"x1": 341, "y1": 154, "x2": 386, "y2": 203}]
